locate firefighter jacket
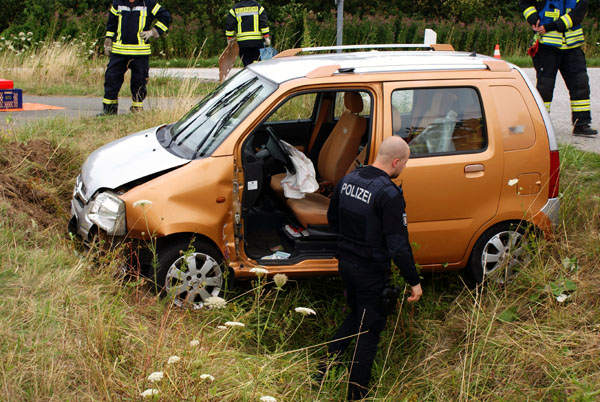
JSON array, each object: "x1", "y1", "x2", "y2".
[
  {"x1": 105, "y1": 0, "x2": 171, "y2": 56},
  {"x1": 225, "y1": 0, "x2": 270, "y2": 48},
  {"x1": 520, "y1": 0, "x2": 588, "y2": 49}
]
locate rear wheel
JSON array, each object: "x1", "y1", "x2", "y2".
[
  {"x1": 468, "y1": 222, "x2": 531, "y2": 285},
  {"x1": 153, "y1": 239, "x2": 226, "y2": 309}
]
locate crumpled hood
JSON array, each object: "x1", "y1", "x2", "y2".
[{"x1": 81, "y1": 126, "x2": 189, "y2": 199}]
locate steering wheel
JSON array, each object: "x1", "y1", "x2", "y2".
[{"x1": 264, "y1": 127, "x2": 296, "y2": 174}]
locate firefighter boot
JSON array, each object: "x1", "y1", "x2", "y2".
[
  {"x1": 97, "y1": 103, "x2": 118, "y2": 116},
  {"x1": 573, "y1": 124, "x2": 598, "y2": 137},
  {"x1": 130, "y1": 106, "x2": 143, "y2": 114}
]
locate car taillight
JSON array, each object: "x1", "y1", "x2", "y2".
[{"x1": 548, "y1": 150, "x2": 560, "y2": 199}]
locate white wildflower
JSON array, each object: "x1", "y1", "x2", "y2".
[
  {"x1": 18, "y1": 32, "x2": 25, "y2": 37},
  {"x1": 260, "y1": 396, "x2": 277, "y2": 402},
  {"x1": 140, "y1": 388, "x2": 159, "y2": 397},
  {"x1": 250, "y1": 267, "x2": 269, "y2": 276},
  {"x1": 224, "y1": 321, "x2": 245, "y2": 327},
  {"x1": 273, "y1": 273, "x2": 288, "y2": 289},
  {"x1": 217, "y1": 325, "x2": 228, "y2": 330},
  {"x1": 507, "y1": 179, "x2": 519, "y2": 186},
  {"x1": 167, "y1": 355, "x2": 181, "y2": 364},
  {"x1": 200, "y1": 374, "x2": 215, "y2": 382},
  {"x1": 133, "y1": 199, "x2": 152, "y2": 208},
  {"x1": 294, "y1": 307, "x2": 316, "y2": 316},
  {"x1": 27, "y1": 32, "x2": 33, "y2": 36},
  {"x1": 147, "y1": 371, "x2": 164, "y2": 382},
  {"x1": 190, "y1": 339, "x2": 200, "y2": 347},
  {"x1": 556, "y1": 293, "x2": 569, "y2": 303},
  {"x1": 205, "y1": 296, "x2": 227, "y2": 309}
]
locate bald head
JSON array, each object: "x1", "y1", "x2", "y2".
[{"x1": 372, "y1": 136, "x2": 410, "y2": 178}]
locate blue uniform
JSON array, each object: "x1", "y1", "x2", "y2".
[{"x1": 326, "y1": 165, "x2": 420, "y2": 400}]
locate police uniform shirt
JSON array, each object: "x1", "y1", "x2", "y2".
[{"x1": 327, "y1": 165, "x2": 420, "y2": 287}]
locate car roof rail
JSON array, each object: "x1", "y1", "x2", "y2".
[{"x1": 275, "y1": 43, "x2": 455, "y2": 59}]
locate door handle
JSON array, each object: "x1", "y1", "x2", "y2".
[{"x1": 464, "y1": 164, "x2": 485, "y2": 173}]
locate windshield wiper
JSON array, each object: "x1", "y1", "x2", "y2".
[
  {"x1": 205, "y1": 77, "x2": 258, "y2": 117},
  {"x1": 191, "y1": 85, "x2": 262, "y2": 159}
]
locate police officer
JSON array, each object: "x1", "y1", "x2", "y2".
[
  {"x1": 100, "y1": 0, "x2": 171, "y2": 115},
  {"x1": 520, "y1": 0, "x2": 597, "y2": 136},
  {"x1": 225, "y1": 0, "x2": 270, "y2": 67},
  {"x1": 325, "y1": 136, "x2": 423, "y2": 400}
]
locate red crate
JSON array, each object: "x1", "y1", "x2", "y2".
[
  {"x1": 0, "y1": 89, "x2": 23, "y2": 109},
  {"x1": 0, "y1": 79, "x2": 14, "y2": 90}
]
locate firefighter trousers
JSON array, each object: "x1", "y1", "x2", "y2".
[
  {"x1": 533, "y1": 45, "x2": 592, "y2": 126},
  {"x1": 238, "y1": 47, "x2": 261, "y2": 67},
  {"x1": 103, "y1": 54, "x2": 149, "y2": 109}
]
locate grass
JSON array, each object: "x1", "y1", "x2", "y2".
[{"x1": 0, "y1": 44, "x2": 599, "y2": 401}]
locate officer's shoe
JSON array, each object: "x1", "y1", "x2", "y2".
[
  {"x1": 573, "y1": 124, "x2": 598, "y2": 137},
  {"x1": 97, "y1": 103, "x2": 118, "y2": 117},
  {"x1": 130, "y1": 106, "x2": 143, "y2": 114}
]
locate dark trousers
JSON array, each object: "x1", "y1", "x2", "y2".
[
  {"x1": 533, "y1": 45, "x2": 592, "y2": 126},
  {"x1": 103, "y1": 54, "x2": 149, "y2": 106},
  {"x1": 239, "y1": 47, "x2": 261, "y2": 67},
  {"x1": 328, "y1": 259, "x2": 388, "y2": 400}
]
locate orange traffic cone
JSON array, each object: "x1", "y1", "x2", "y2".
[{"x1": 493, "y1": 44, "x2": 501, "y2": 59}]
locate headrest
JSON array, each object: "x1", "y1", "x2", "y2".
[
  {"x1": 344, "y1": 92, "x2": 364, "y2": 114},
  {"x1": 392, "y1": 106, "x2": 402, "y2": 134}
]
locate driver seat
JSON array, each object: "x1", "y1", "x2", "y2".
[
  {"x1": 270, "y1": 92, "x2": 366, "y2": 201},
  {"x1": 285, "y1": 92, "x2": 366, "y2": 227}
]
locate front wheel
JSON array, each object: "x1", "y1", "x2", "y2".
[
  {"x1": 468, "y1": 222, "x2": 532, "y2": 285},
  {"x1": 153, "y1": 239, "x2": 226, "y2": 309}
]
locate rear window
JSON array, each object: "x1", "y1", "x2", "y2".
[{"x1": 391, "y1": 87, "x2": 486, "y2": 157}]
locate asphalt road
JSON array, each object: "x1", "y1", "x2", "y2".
[{"x1": 1, "y1": 67, "x2": 599, "y2": 154}]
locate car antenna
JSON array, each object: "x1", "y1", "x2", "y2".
[{"x1": 470, "y1": 37, "x2": 479, "y2": 57}]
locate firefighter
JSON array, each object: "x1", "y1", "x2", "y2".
[
  {"x1": 520, "y1": 0, "x2": 597, "y2": 136},
  {"x1": 324, "y1": 136, "x2": 423, "y2": 400},
  {"x1": 100, "y1": 0, "x2": 171, "y2": 116},
  {"x1": 225, "y1": 0, "x2": 270, "y2": 67}
]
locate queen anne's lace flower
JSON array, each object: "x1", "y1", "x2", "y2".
[
  {"x1": 200, "y1": 374, "x2": 215, "y2": 382},
  {"x1": 167, "y1": 355, "x2": 181, "y2": 364},
  {"x1": 250, "y1": 267, "x2": 269, "y2": 276},
  {"x1": 273, "y1": 273, "x2": 288, "y2": 289},
  {"x1": 224, "y1": 321, "x2": 245, "y2": 327},
  {"x1": 141, "y1": 389, "x2": 159, "y2": 397},
  {"x1": 205, "y1": 296, "x2": 227, "y2": 309},
  {"x1": 260, "y1": 396, "x2": 277, "y2": 402},
  {"x1": 147, "y1": 371, "x2": 164, "y2": 382},
  {"x1": 190, "y1": 339, "x2": 200, "y2": 347},
  {"x1": 295, "y1": 307, "x2": 316, "y2": 316},
  {"x1": 133, "y1": 199, "x2": 153, "y2": 208},
  {"x1": 217, "y1": 325, "x2": 228, "y2": 330}
]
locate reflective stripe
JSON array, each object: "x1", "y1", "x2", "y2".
[
  {"x1": 155, "y1": 21, "x2": 168, "y2": 32},
  {"x1": 560, "y1": 14, "x2": 573, "y2": 29},
  {"x1": 523, "y1": 6, "x2": 537, "y2": 19},
  {"x1": 118, "y1": 5, "x2": 130, "y2": 11},
  {"x1": 545, "y1": 102, "x2": 551, "y2": 112},
  {"x1": 112, "y1": 43, "x2": 151, "y2": 55},
  {"x1": 110, "y1": 6, "x2": 119, "y2": 16},
  {"x1": 138, "y1": 8, "x2": 146, "y2": 45},
  {"x1": 571, "y1": 100, "x2": 591, "y2": 112},
  {"x1": 152, "y1": 3, "x2": 161, "y2": 15},
  {"x1": 132, "y1": 6, "x2": 147, "y2": 11},
  {"x1": 225, "y1": 30, "x2": 235, "y2": 36},
  {"x1": 106, "y1": 31, "x2": 115, "y2": 38},
  {"x1": 260, "y1": 27, "x2": 269, "y2": 34},
  {"x1": 103, "y1": 98, "x2": 119, "y2": 105},
  {"x1": 132, "y1": 101, "x2": 144, "y2": 107}
]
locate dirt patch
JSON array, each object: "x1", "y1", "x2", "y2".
[{"x1": 0, "y1": 139, "x2": 80, "y2": 231}]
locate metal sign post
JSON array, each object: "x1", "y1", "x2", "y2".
[{"x1": 335, "y1": 0, "x2": 344, "y2": 53}]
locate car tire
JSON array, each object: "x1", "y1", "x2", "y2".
[
  {"x1": 468, "y1": 222, "x2": 531, "y2": 285},
  {"x1": 152, "y1": 238, "x2": 228, "y2": 309}
]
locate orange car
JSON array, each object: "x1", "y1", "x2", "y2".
[{"x1": 69, "y1": 45, "x2": 560, "y2": 308}]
